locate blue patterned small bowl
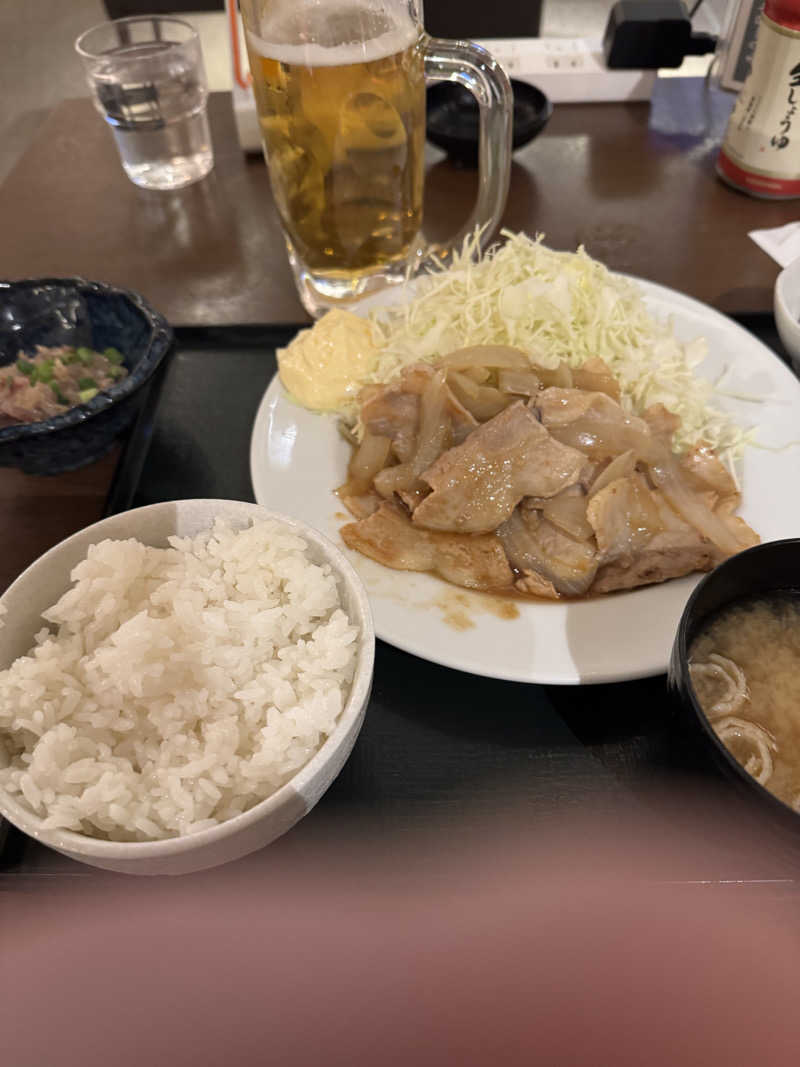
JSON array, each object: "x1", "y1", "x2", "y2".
[{"x1": 0, "y1": 278, "x2": 173, "y2": 475}]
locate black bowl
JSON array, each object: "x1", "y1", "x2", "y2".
[
  {"x1": 668, "y1": 539, "x2": 800, "y2": 837},
  {"x1": 426, "y1": 79, "x2": 553, "y2": 168},
  {"x1": 0, "y1": 278, "x2": 172, "y2": 475}
]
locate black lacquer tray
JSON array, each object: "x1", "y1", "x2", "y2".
[{"x1": 3, "y1": 316, "x2": 799, "y2": 888}]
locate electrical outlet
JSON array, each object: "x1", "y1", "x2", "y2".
[{"x1": 475, "y1": 37, "x2": 657, "y2": 103}]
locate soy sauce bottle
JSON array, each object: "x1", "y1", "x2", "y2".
[{"x1": 718, "y1": 0, "x2": 800, "y2": 198}]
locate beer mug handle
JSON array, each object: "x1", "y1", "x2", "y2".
[{"x1": 422, "y1": 37, "x2": 513, "y2": 260}]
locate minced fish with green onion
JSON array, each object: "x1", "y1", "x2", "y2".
[{"x1": 0, "y1": 345, "x2": 128, "y2": 427}]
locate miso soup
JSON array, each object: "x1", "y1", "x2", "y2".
[{"x1": 689, "y1": 593, "x2": 800, "y2": 812}]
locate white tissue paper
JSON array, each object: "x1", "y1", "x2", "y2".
[{"x1": 749, "y1": 221, "x2": 800, "y2": 267}]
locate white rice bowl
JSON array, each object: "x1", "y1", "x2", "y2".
[{"x1": 0, "y1": 500, "x2": 374, "y2": 875}]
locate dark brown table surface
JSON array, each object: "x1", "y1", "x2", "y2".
[
  {"x1": 0, "y1": 77, "x2": 794, "y2": 591},
  {"x1": 0, "y1": 79, "x2": 795, "y2": 329}
]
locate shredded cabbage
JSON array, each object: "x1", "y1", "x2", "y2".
[{"x1": 359, "y1": 231, "x2": 752, "y2": 461}]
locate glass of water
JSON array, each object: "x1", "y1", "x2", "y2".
[{"x1": 76, "y1": 16, "x2": 214, "y2": 191}]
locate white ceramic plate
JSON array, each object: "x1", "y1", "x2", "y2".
[{"x1": 250, "y1": 278, "x2": 800, "y2": 684}]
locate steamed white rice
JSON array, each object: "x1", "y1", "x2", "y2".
[{"x1": 0, "y1": 519, "x2": 359, "y2": 841}]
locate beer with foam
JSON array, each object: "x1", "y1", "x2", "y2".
[{"x1": 246, "y1": 5, "x2": 425, "y2": 276}]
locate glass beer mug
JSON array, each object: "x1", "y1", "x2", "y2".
[{"x1": 240, "y1": 0, "x2": 512, "y2": 316}]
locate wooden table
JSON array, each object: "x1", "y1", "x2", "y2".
[{"x1": 0, "y1": 77, "x2": 794, "y2": 589}]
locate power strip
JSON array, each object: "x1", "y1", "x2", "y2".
[{"x1": 475, "y1": 37, "x2": 657, "y2": 103}]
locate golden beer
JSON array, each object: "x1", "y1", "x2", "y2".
[{"x1": 246, "y1": 8, "x2": 426, "y2": 275}]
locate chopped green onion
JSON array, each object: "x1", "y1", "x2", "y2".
[
  {"x1": 78, "y1": 387, "x2": 98, "y2": 403},
  {"x1": 35, "y1": 362, "x2": 54, "y2": 383},
  {"x1": 103, "y1": 347, "x2": 124, "y2": 364},
  {"x1": 77, "y1": 377, "x2": 97, "y2": 391},
  {"x1": 110, "y1": 366, "x2": 126, "y2": 379},
  {"x1": 17, "y1": 360, "x2": 35, "y2": 377},
  {"x1": 76, "y1": 347, "x2": 94, "y2": 365},
  {"x1": 51, "y1": 385, "x2": 68, "y2": 405}
]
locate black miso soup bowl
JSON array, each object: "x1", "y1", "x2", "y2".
[
  {"x1": 669, "y1": 538, "x2": 800, "y2": 836},
  {"x1": 0, "y1": 277, "x2": 172, "y2": 475}
]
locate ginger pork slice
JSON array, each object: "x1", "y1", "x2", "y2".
[
  {"x1": 412, "y1": 401, "x2": 590, "y2": 535},
  {"x1": 341, "y1": 500, "x2": 514, "y2": 592}
]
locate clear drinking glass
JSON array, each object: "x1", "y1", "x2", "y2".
[
  {"x1": 76, "y1": 16, "x2": 214, "y2": 191},
  {"x1": 239, "y1": 0, "x2": 512, "y2": 316}
]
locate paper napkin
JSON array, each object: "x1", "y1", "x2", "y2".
[{"x1": 749, "y1": 221, "x2": 800, "y2": 267}]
